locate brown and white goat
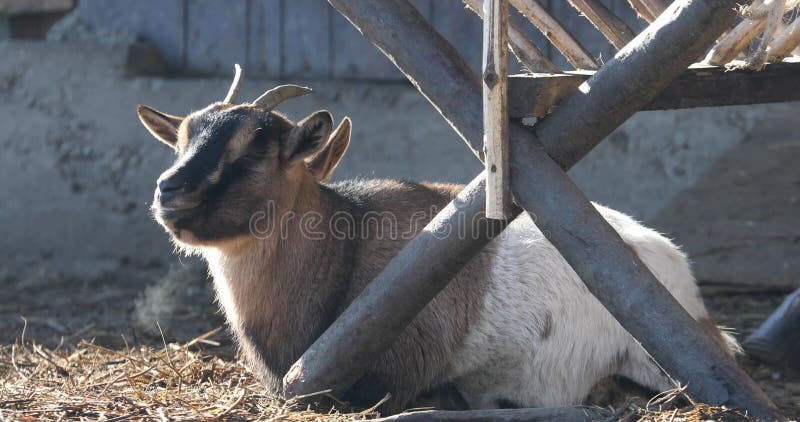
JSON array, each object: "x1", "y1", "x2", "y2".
[{"x1": 137, "y1": 67, "x2": 738, "y2": 412}]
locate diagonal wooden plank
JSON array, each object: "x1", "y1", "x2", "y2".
[
  {"x1": 566, "y1": 0, "x2": 636, "y2": 49},
  {"x1": 464, "y1": 0, "x2": 560, "y2": 72},
  {"x1": 510, "y1": 0, "x2": 599, "y2": 70}
]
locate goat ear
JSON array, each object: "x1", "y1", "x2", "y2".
[
  {"x1": 282, "y1": 110, "x2": 333, "y2": 164},
  {"x1": 137, "y1": 105, "x2": 183, "y2": 149},
  {"x1": 307, "y1": 117, "x2": 351, "y2": 182}
]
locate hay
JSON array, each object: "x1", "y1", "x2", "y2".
[
  {"x1": 604, "y1": 386, "x2": 763, "y2": 422},
  {"x1": 0, "y1": 327, "x2": 376, "y2": 421},
  {"x1": 0, "y1": 327, "x2": 786, "y2": 421}
]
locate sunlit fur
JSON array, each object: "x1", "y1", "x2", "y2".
[{"x1": 139, "y1": 97, "x2": 739, "y2": 412}]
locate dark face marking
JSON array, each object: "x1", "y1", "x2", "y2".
[{"x1": 153, "y1": 104, "x2": 293, "y2": 244}]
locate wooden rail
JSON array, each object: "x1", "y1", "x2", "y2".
[{"x1": 508, "y1": 60, "x2": 800, "y2": 118}]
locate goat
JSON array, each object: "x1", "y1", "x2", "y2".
[{"x1": 137, "y1": 66, "x2": 739, "y2": 412}]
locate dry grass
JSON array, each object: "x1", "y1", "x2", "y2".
[
  {"x1": 0, "y1": 326, "x2": 377, "y2": 421},
  {"x1": 0, "y1": 325, "x2": 789, "y2": 421},
  {"x1": 605, "y1": 387, "x2": 764, "y2": 422}
]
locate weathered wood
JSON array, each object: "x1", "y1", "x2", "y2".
[
  {"x1": 768, "y1": 16, "x2": 800, "y2": 61},
  {"x1": 742, "y1": 288, "x2": 800, "y2": 369},
  {"x1": 627, "y1": 0, "x2": 668, "y2": 23},
  {"x1": 186, "y1": 0, "x2": 247, "y2": 74},
  {"x1": 464, "y1": 0, "x2": 560, "y2": 73},
  {"x1": 372, "y1": 406, "x2": 600, "y2": 422},
  {"x1": 248, "y1": 0, "x2": 282, "y2": 78},
  {"x1": 289, "y1": 0, "x2": 780, "y2": 418},
  {"x1": 642, "y1": 0, "x2": 668, "y2": 18},
  {"x1": 547, "y1": 1, "x2": 617, "y2": 67},
  {"x1": 566, "y1": 0, "x2": 636, "y2": 49},
  {"x1": 533, "y1": 0, "x2": 756, "y2": 169},
  {"x1": 482, "y1": 0, "x2": 512, "y2": 219},
  {"x1": 627, "y1": 0, "x2": 657, "y2": 22},
  {"x1": 508, "y1": 60, "x2": 800, "y2": 118},
  {"x1": 704, "y1": 0, "x2": 766, "y2": 65},
  {"x1": 508, "y1": 72, "x2": 588, "y2": 117},
  {"x1": 704, "y1": 0, "x2": 796, "y2": 65},
  {"x1": 0, "y1": 0, "x2": 73, "y2": 15},
  {"x1": 510, "y1": 0, "x2": 599, "y2": 70},
  {"x1": 283, "y1": 0, "x2": 331, "y2": 78}
]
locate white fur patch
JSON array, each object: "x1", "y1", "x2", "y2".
[{"x1": 450, "y1": 203, "x2": 712, "y2": 408}]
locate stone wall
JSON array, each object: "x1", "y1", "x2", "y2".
[{"x1": 0, "y1": 40, "x2": 797, "y2": 289}]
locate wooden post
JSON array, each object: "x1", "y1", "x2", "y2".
[
  {"x1": 287, "y1": 0, "x2": 780, "y2": 418},
  {"x1": 463, "y1": 0, "x2": 560, "y2": 73},
  {"x1": 566, "y1": 0, "x2": 636, "y2": 49},
  {"x1": 482, "y1": 0, "x2": 512, "y2": 219},
  {"x1": 509, "y1": 0, "x2": 599, "y2": 70}
]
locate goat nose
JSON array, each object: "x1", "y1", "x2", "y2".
[
  {"x1": 157, "y1": 177, "x2": 186, "y2": 204},
  {"x1": 158, "y1": 178, "x2": 184, "y2": 193}
]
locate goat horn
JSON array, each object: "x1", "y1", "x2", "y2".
[
  {"x1": 223, "y1": 64, "x2": 243, "y2": 103},
  {"x1": 252, "y1": 84, "x2": 313, "y2": 110}
]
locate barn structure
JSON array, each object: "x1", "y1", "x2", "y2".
[{"x1": 267, "y1": 0, "x2": 800, "y2": 420}]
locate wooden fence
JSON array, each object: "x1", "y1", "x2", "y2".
[{"x1": 74, "y1": 0, "x2": 646, "y2": 78}]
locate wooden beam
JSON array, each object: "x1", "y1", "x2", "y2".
[
  {"x1": 642, "y1": 0, "x2": 668, "y2": 18},
  {"x1": 289, "y1": 0, "x2": 780, "y2": 418},
  {"x1": 483, "y1": 0, "x2": 512, "y2": 219},
  {"x1": 627, "y1": 0, "x2": 657, "y2": 22},
  {"x1": 373, "y1": 407, "x2": 601, "y2": 421},
  {"x1": 509, "y1": 0, "x2": 599, "y2": 70},
  {"x1": 627, "y1": 0, "x2": 668, "y2": 23},
  {"x1": 508, "y1": 60, "x2": 800, "y2": 118},
  {"x1": 742, "y1": 287, "x2": 800, "y2": 369},
  {"x1": 463, "y1": 0, "x2": 560, "y2": 73},
  {"x1": 566, "y1": 0, "x2": 636, "y2": 49},
  {"x1": 533, "y1": 0, "x2": 758, "y2": 168},
  {"x1": 768, "y1": 16, "x2": 800, "y2": 61}
]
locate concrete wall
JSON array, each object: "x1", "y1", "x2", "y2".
[{"x1": 0, "y1": 40, "x2": 797, "y2": 288}]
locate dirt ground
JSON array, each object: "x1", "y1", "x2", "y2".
[{"x1": 1, "y1": 274, "x2": 798, "y2": 419}]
